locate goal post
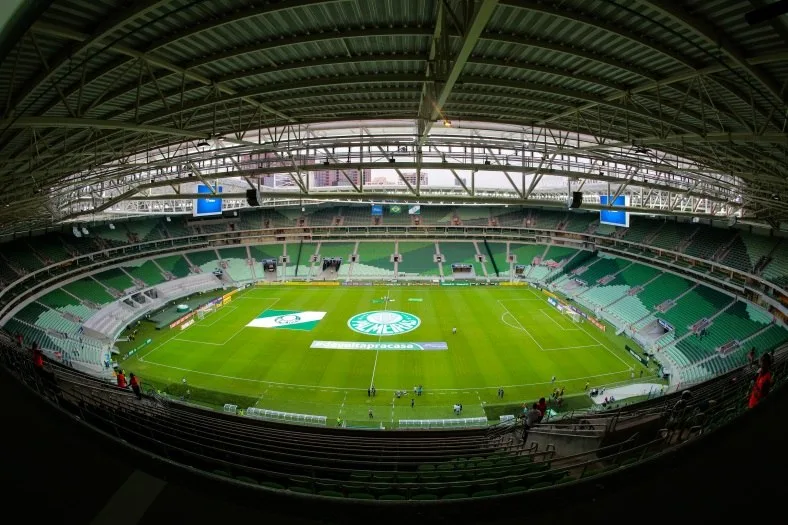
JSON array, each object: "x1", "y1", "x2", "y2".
[{"x1": 563, "y1": 309, "x2": 583, "y2": 323}]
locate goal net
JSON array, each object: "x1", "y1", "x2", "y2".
[{"x1": 563, "y1": 309, "x2": 583, "y2": 323}]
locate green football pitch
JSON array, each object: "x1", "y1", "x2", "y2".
[{"x1": 120, "y1": 285, "x2": 656, "y2": 426}]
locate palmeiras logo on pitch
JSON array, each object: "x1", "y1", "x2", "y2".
[
  {"x1": 247, "y1": 310, "x2": 326, "y2": 331},
  {"x1": 347, "y1": 311, "x2": 421, "y2": 336}
]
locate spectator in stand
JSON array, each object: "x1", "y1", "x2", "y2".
[
  {"x1": 116, "y1": 370, "x2": 128, "y2": 389},
  {"x1": 536, "y1": 397, "x2": 547, "y2": 422},
  {"x1": 523, "y1": 403, "x2": 541, "y2": 443},
  {"x1": 129, "y1": 373, "x2": 142, "y2": 400},
  {"x1": 747, "y1": 347, "x2": 756, "y2": 366},
  {"x1": 749, "y1": 353, "x2": 773, "y2": 409},
  {"x1": 31, "y1": 343, "x2": 44, "y2": 372}
]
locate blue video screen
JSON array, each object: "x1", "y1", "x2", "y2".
[
  {"x1": 195, "y1": 184, "x2": 223, "y2": 216},
  {"x1": 599, "y1": 195, "x2": 629, "y2": 227},
  {"x1": 371, "y1": 204, "x2": 383, "y2": 216}
]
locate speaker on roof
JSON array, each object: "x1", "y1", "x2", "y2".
[
  {"x1": 246, "y1": 189, "x2": 261, "y2": 207},
  {"x1": 569, "y1": 191, "x2": 583, "y2": 209}
]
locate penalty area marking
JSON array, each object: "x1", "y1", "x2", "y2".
[
  {"x1": 137, "y1": 360, "x2": 633, "y2": 393},
  {"x1": 538, "y1": 309, "x2": 581, "y2": 331},
  {"x1": 500, "y1": 311, "x2": 601, "y2": 352},
  {"x1": 199, "y1": 305, "x2": 238, "y2": 327}
]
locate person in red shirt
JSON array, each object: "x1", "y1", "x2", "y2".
[
  {"x1": 129, "y1": 373, "x2": 141, "y2": 400},
  {"x1": 749, "y1": 353, "x2": 773, "y2": 409},
  {"x1": 116, "y1": 370, "x2": 128, "y2": 389},
  {"x1": 536, "y1": 397, "x2": 547, "y2": 422},
  {"x1": 32, "y1": 345, "x2": 44, "y2": 370}
]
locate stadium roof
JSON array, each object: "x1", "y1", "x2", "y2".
[{"x1": 0, "y1": 0, "x2": 786, "y2": 232}]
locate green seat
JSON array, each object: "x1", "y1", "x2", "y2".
[
  {"x1": 531, "y1": 481, "x2": 553, "y2": 490},
  {"x1": 349, "y1": 492, "x2": 376, "y2": 500},
  {"x1": 412, "y1": 493, "x2": 439, "y2": 501},
  {"x1": 442, "y1": 493, "x2": 469, "y2": 500},
  {"x1": 379, "y1": 494, "x2": 407, "y2": 501},
  {"x1": 288, "y1": 486, "x2": 313, "y2": 494},
  {"x1": 417, "y1": 464, "x2": 436, "y2": 472},
  {"x1": 350, "y1": 472, "x2": 371, "y2": 482},
  {"x1": 260, "y1": 481, "x2": 285, "y2": 490},
  {"x1": 235, "y1": 476, "x2": 257, "y2": 485},
  {"x1": 288, "y1": 477, "x2": 312, "y2": 489},
  {"x1": 212, "y1": 470, "x2": 231, "y2": 478},
  {"x1": 472, "y1": 490, "x2": 498, "y2": 498},
  {"x1": 318, "y1": 490, "x2": 345, "y2": 498},
  {"x1": 396, "y1": 472, "x2": 417, "y2": 483},
  {"x1": 503, "y1": 485, "x2": 527, "y2": 494}
]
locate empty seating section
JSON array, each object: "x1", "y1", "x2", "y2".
[
  {"x1": 564, "y1": 213, "x2": 596, "y2": 232},
  {"x1": 593, "y1": 224, "x2": 618, "y2": 236},
  {"x1": 91, "y1": 224, "x2": 131, "y2": 246},
  {"x1": 672, "y1": 301, "x2": 772, "y2": 367},
  {"x1": 575, "y1": 256, "x2": 629, "y2": 284},
  {"x1": 542, "y1": 246, "x2": 578, "y2": 265},
  {"x1": 419, "y1": 208, "x2": 453, "y2": 224},
  {"x1": 155, "y1": 254, "x2": 191, "y2": 278},
  {"x1": 649, "y1": 222, "x2": 690, "y2": 251},
  {"x1": 343, "y1": 207, "x2": 373, "y2": 226},
  {"x1": 637, "y1": 273, "x2": 692, "y2": 310},
  {"x1": 508, "y1": 244, "x2": 544, "y2": 266},
  {"x1": 94, "y1": 268, "x2": 135, "y2": 293},
  {"x1": 438, "y1": 242, "x2": 479, "y2": 274},
  {"x1": 762, "y1": 240, "x2": 788, "y2": 287},
  {"x1": 27, "y1": 237, "x2": 70, "y2": 265},
  {"x1": 187, "y1": 250, "x2": 221, "y2": 273},
  {"x1": 621, "y1": 218, "x2": 656, "y2": 244},
  {"x1": 284, "y1": 242, "x2": 315, "y2": 278},
  {"x1": 655, "y1": 286, "x2": 731, "y2": 340},
  {"x1": 605, "y1": 295, "x2": 652, "y2": 327},
  {"x1": 317, "y1": 243, "x2": 356, "y2": 277},
  {"x1": 39, "y1": 289, "x2": 82, "y2": 309},
  {"x1": 495, "y1": 210, "x2": 525, "y2": 226},
  {"x1": 123, "y1": 260, "x2": 166, "y2": 286},
  {"x1": 249, "y1": 245, "x2": 281, "y2": 261},
  {"x1": 63, "y1": 278, "x2": 115, "y2": 305},
  {"x1": 219, "y1": 247, "x2": 254, "y2": 282},
  {"x1": 0, "y1": 259, "x2": 20, "y2": 284},
  {"x1": 584, "y1": 263, "x2": 661, "y2": 311},
  {"x1": 239, "y1": 210, "x2": 265, "y2": 230},
  {"x1": 355, "y1": 242, "x2": 395, "y2": 277},
  {"x1": 527, "y1": 210, "x2": 564, "y2": 230},
  {"x1": 163, "y1": 219, "x2": 189, "y2": 238},
  {"x1": 485, "y1": 242, "x2": 509, "y2": 277},
  {"x1": 456, "y1": 207, "x2": 490, "y2": 225},
  {"x1": 3, "y1": 247, "x2": 44, "y2": 272},
  {"x1": 306, "y1": 209, "x2": 337, "y2": 226},
  {"x1": 741, "y1": 235, "x2": 779, "y2": 270},
  {"x1": 397, "y1": 242, "x2": 439, "y2": 276},
  {"x1": 745, "y1": 324, "x2": 788, "y2": 356},
  {"x1": 684, "y1": 226, "x2": 732, "y2": 260},
  {"x1": 720, "y1": 236, "x2": 752, "y2": 273}
]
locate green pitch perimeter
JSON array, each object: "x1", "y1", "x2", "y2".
[{"x1": 119, "y1": 286, "x2": 657, "y2": 426}]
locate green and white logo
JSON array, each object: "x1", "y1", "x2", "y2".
[
  {"x1": 247, "y1": 309, "x2": 326, "y2": 331},
  {"x1": 347, "y1": 310, "x2": 421, "y2": 336}
]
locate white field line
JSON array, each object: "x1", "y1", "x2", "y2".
[
  {"x1": 497, "y1": 299, "x2": 544, "y2": 350},
  {"x1": 524, "y1": 285, "x2": 635, "y2": 368},
  {"x1": 143, "y1": 298, "x2": 280, "y2": 354},
  {"x1": 538, "y1": 308, "x2": 580, "y2": 331},
  {"x1": 138, "y1": 361, "x2": 632, "y2": 392},
  {"x1": 200, "y1": 305, "x2": 238, "y2": 327},
  {"x1": 368, "y1": 288, "x2": 391, "y2": 389}
]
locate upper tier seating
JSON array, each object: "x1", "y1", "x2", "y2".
[
  {"x1": 655, "y1": 286, "x2": 732, "y2": 341},
  {"x1": 484, "y1": 242, "x2": 509, "y2": 277},
  {"x1": 154, "y1": 254, "x2": 191, "y2": 278},
  {"x1": 63, "y1": 278, "x2": 116, "y2": 306},
  {"x1": 684, "y1": 226, "x2": 734, "y2": 260},
  {"x1": 94, "y1": 268, "x2": 135, "y2": 294}
]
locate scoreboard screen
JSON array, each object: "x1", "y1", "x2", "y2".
[{"x1": 599, "y1": 195, "x2": 630, "y2": 227}]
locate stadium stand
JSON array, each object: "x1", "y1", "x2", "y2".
[
  {"x1": 484, "y1": 242, "x2": 509, "y2": 277},
  {"x1": 355, "y1": 242, "x2": 395, "y2": 278},
  {"x1": 94, "y1": 268, "x2": 135, "y2": 294},
  {"x1": 456, "y1": 207, "x2": 490, "y2": 226},
  {"x1": 654, "y1": 286, "x2": 732, "y2": 344},
  {"x1": 578, "y1": 263, "x2": 661, "y2": 311},
  {"x1": 761, "y1": 239, "x2": 788, "y2": 287},
  {"x1": 317, "y1": 242, "x2": 356, "y2": 279},
  {"x1": 284, "y1": 242, "x2": 315, "y2": 278},
  {"x1": 219, "y1": 247, "x2": 254, "y2": 282},
  {"x1": 187, "y1": 249, "x2": 222, "y2": 274},
  {"x1": 438, "y1": 241, "x2": 480, "y2": 276},
  {"x1": 154, "y1": 254, "x2": 191, "y2": 279},
  {"x1": 123, "y1": 260, "x2": 166, "y2": 287},
  {"x1": 649, "y1": 221, "x2": 693, "y2": 251},
  {"x1": 684, "y1": 226, "x2": 734, "y2": 260},
  {"x1": 621, "y1": 217, "x2": 658, "y2": 244},
  {"x1": 397, "y1": 242, "x2": 440, "y2": 277},
  {"x1": 62, "y1": 278, "x2": 116, "y2": 306},
  {"x1": 563, "y1": 212, "x2": 597, "y2": 233}
]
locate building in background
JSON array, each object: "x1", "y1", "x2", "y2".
[{"x1": 312, "y1": 169, "x2": 371, "y2": 187}]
